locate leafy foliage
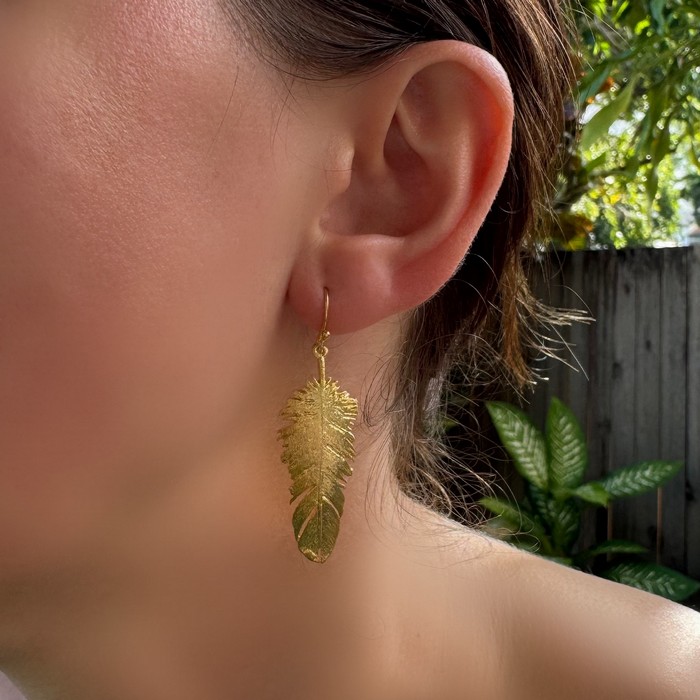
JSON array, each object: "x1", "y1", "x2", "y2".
[
  {"x1": 553, "y1": 0, "x2": 700, "y2": 249},
  {"x1": 480, "y1": 396, "x2": 700, "y2": 603}
]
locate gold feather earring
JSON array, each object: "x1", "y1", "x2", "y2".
[{"x1": 277, "y1": 287, "x2": 358, "y2": 563}]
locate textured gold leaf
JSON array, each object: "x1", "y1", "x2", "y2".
[{"x1": 278, "y1": 375, "x2": 358, "y2": 563}]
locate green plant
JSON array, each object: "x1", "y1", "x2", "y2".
[
  {"x1": 479, "y1": 396, "x2": 700, "y2": 603},
  {"x1": 553, "y1": 0, "x2": 700, "y2": 249}
]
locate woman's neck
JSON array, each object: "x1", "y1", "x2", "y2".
[{"x1": 0, "y1": 410, "x2": 467, "y2": 700}]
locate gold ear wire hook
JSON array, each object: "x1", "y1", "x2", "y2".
[
  {"x1": 316, "y1": 287, "x2": 330, "y2": 344},
  {"x1": 313, "y1": 288, "x2": 331, "y2": 381}
]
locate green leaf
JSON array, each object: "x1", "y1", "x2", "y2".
[
  {"x1": 601, "y1": 561, "x2": 700, "y2": 602},
  {"x1": 490, "y1": 528, "x2": 545, "y2": 553},
  {"x1": 485, "y1": 401, "x2": 548, "y2": 491},
  {"x1": 580, "y1": 78, "x2": 638, "y2": 151},
  {"x1": 549, "y1": 500, "x2": 581, "y2": 553},
  {"x1": 598, "y1": 461, "x2": 683, "y2": 499},
  {"x1": 636, "y1": 84, "x2": 670, "y2": 161},
  {"x1": 634, "y1": 18, "x2": 651, "y2": 34},
  {"x1": 481, "y1": 515, "x2": 521, "y2": 539},
  {"x1": 650, "y1": 0, "x2": 667, "y2": 34},
  {"x1": 478, "y1": 496, "x2": 552, "y2": 552},
  {"x1": 523, "y1": 484, "x2": 580, "y2": 553},
  {"x1": 688, "y1": 128, "x2": 700, "y2": 170},
  {"x1": 652, "y1": 122, "x2": 672, "y2": 165},
  {"x1": 646, "y1": 119, "x2": 673, "y2": 207},
  {"x1": 645, "y1": 170, "x2": 660, "y2": 209},
  {"x1": 442, "y1": 417, "x2": 459, "y2": 433},
  {"x1": 545, "y1": 397, "x2": 588, "y2": 489},
  {"x1": 583, "y1": 152, "x2": 608, "y2": 173},
  {"x1": 620, "y1": 155, "x2": 643, "y2": 181},
  {"x1": 571, "y1": 481, "x2": 611, "y2": 507},
  {"x1": 538, "y1": 554, "x2": 574, "y2": 567},
  {"x1": 612, "y1": 0, "x2": 630, "y2": 23},
  {"x1": 478, "y1": 497, "x2": 549, "y2": 541},
  {"x1": 577, "y1": 62, "x2": 613, "y2": 108},
  {"x1": 579, "y1": 539, "x2": 649, "y2": 560},
  {"x1": 525, "y1": 482, "x2": 554, "y2": 529},
  {"x1": 551, "y1": 486, "x2": 574, "y2": 501}
]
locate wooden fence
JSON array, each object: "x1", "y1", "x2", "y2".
[{"x1": 518, "y1": 245, "x2": 699, "y2": 600}]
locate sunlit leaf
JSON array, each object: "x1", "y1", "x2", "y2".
[
  {"x1": 601, "y1": 561, "x2": 700, "y2": 602},
  {"x1": 486, "y1": 402, "x2": 549, "y2": 491},
  {"x1": 571, "y1": 481, "x2": 611, "y2": 507},
  {"x1": 577, "y1": 62, "x2": 613, "y2": 108},
  {"x1": 581, "y1": 78, "x2": 638, "y2": 151},
  {"x1": 598, "y1": 460, "x2": 683, "y2": 499},
  {"x1": 546, "y1": 397, "x2": 588, "y2": 489}
]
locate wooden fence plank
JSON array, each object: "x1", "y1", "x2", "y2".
[
  {"x1": 527, "y1": 256, "x2": 556, "y2": 429},
  {"x1": 632, "y1": 249, "x2": 662, "y2": 553},
  {"x1": 586, "y1": 249, "x2": 617, "y2": 552},
  {"x1": 609, "y1": 248, "x2": 641, "y2": 546},
  {"x1": 687, "y1": 245, "x2": 700, "y2": 580},
  {"x1": 575, "y1": 249, "x2": 598, "y2": 555},
  {"x1": 658, "y1": 248, "x2": 688, "y2": 571},
  {"x1": 543, "y1": 250, "x2": 570, "y2": 419},
  {"x1": 564, "y1": 249, "x2": 590, "y2": 433}
]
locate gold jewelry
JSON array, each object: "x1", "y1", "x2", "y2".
[{"x1": 277, "y1": 287, "x2": 358, "y2": 563}]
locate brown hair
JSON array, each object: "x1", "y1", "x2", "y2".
[{"x1": 219, "y1": 0, "x2": 587, "y2": 524}]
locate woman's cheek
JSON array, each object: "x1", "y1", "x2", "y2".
[{"x1": 0, "y1": 2, "x2": 264, "y2": 579}]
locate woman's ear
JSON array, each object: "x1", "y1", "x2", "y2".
[{"x1": 287, "y1": 39, "x2": 514, "y2": 335}]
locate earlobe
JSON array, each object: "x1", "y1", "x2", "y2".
[{"x1": 287, "y1": 40, "x2": 514, "y2": 337}]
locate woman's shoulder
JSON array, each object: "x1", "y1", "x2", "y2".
[
  {"x1": 459, "y1": 534, "x2": 700, "y2": 700},
  {"x1": 380, "y1": 505, "x2": 699, "y2": 699},
  {"x1": 392, "y1": 505, "x2": 700, "y2": 699}
]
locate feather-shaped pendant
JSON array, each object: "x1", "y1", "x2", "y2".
[{"x1": 277, "y1": 290, "x2": 358, "y2": 563}]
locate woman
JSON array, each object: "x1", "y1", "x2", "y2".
[{"x1": 0, "y1": 1, "x2": 698, "y2": 698}]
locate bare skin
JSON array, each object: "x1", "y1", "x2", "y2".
[
  {"x1": 0, "y1": 2, "x2": 698, "y2": 699},
  {"x1": 430, "y1": 532, "x2": 700, "y2": 700}
]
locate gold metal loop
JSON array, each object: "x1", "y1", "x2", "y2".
[
  {"x1": 314, "y1": 287, "x2": 331, "y2": 379},
  {"x1": 317, "y1": 287, "x2": 330, "y2": 343},
  {"x1": 313, "y1": 343, "x2": 328, "y2": 359}
]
